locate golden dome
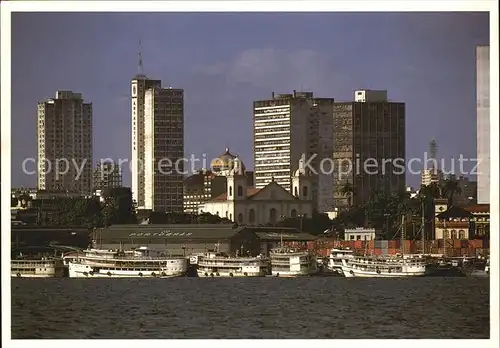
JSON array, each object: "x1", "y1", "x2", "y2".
[{"x1": 211, "y1": 148, "x2": 245, "y2": 172}]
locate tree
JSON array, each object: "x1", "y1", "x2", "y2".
[
  {"x1": 340, "y1": 181, "x2": 356, "y2": 208},
  {"x1": 441, "y1": 177, "x2": 462, "y2": 206},
  {"x1": 101, "y1": 187, "x2": 137, "y2": 225}
]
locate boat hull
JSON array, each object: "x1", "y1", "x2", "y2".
[
  {"x1": 68, "y1": 262, "x2": 187, "y2": 278},
  {"x1": 271, "y1": 270, "x2": 317, "y2": 277},
  {"x1": 342, "y1": 266, "x2": 427, "y2": 278},
  {"x1": 11, "y1": 272, "x2": 57, "y2": 278},
  {"x1": 197, "y1": 270, "x2": 266, "y2": 277}
]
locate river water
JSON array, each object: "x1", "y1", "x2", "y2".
[{"x1": 11, "y1": 277, "x2": 489, "y2": 339}]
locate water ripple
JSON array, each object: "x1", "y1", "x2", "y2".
[{"x1": 11, "y1": 277, "x2": 489, "y2": 339}]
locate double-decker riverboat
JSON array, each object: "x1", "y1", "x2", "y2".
[
  {"x1": 66, "y1": 246, "x2": 188, "y2": 278},
  {"x1": 327, "y1": 247, "x2": 354, "y2": 275},
  {"x1": 269, "y1": 247, "x2": 318, "y2": 277},
  {"x1": 197, "y1": 252, "x2": 270, "y2": 277},
  {"x1": 341, "y1": 254, "x2": 428, "y2": 277},
  {"x1": 12, "y1": 258, "x2": 64, "y2": 278}
]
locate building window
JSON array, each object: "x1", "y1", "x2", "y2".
[
  {"x1": 269, "y1": 208, "x2": 277, "y2": 224},
  {"x1": 451, "y1": 230, "x2": 457, "y2": 239},
  {"x1": 249, "y1": 209, "x2": 256, "y2": 224},
  {"x1": 294, "y1": 187, "x2": 298, "y2": 197},
  {"x1": 238, "y1": 213, "x2": 243, "y2": 224},
  {"x1": 291, "y1": 209, "x2": 297, "y2": 218},
  {"x1": 229, "y1": 186, "x2": 232, "y2": 196},
  {"x1": 302, "y1": 186, "x2": 308, "y2": 197},
  {"x1": 237, "y1": 186, "x2": 243, "y2": 197},
  {"x1": 459, "y1": 230, "x2": 465, "y2": 239}
]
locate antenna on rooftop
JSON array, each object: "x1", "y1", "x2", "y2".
[
  {"x1": 429, "y1": 139, "x2": 437, "y2": 161},
  {"x1": 138, "y1": 39, "x2": 144, "y2": 75}
]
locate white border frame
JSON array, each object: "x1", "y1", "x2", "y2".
[{"x1": 1, "y1": 1, "x2": 498, "y2": 347}]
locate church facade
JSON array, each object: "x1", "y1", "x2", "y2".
[{"x1": 198, "y1": 157, "x2": 313, "y2": 225}]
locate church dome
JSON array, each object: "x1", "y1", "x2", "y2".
[{"x1": 211, "y1": 148, "x2": 246, "y2": 173}]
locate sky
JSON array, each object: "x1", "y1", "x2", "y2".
[{"x1": 11, "y1": 12, "x2": 489, "y2": 188}]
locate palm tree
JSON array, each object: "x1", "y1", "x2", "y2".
[
  {"x1": 441, "y1": 177, "x2": 462, "y2": 206},
  {"x1": 340, "y1": 181, "x2": 355, "y2": 208}
]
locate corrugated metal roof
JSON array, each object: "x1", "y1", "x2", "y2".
[
  {"x1": 99, "y1": 224, "x2": 241, "y2": 240},
  {"x1": 254, "y1": 232, "x2": 317, "y2": 241}
]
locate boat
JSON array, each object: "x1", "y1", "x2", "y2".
[
  {"x1": 465, "y1": 256, "x2": 490, "y2": 277},
  {"x1": 12, "y1": 257, "x2": 64, "y2": 278},
  {"x1": 340, "y1": 215, "x2": 428, "y2": 278},
  {"x1": 327, "y1": 247, "x2": 354, "y2": 275},
  {"x1": 341, "y1": 254, "x2": 428, "y2": 278},
  {"x1": 66, "y1": 246, "x2": 188, "y2": 278},
  {"x1": 197, "y1": 252, "x2": 270, "y2": 277},
  {"x1": 269, "y1": 247, "x2": 318, "y2": 277}
]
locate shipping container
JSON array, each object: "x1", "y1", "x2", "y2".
[
  {"x1": 460, "y1": 240, "x2": 469, "y2": 249},
  {"x1": 473, "y1": 240, "x2": 484, "y2": 249},
  {"x1": 381, "y1": 240, "x2": 389, "y2": 249},
  {"x1": 385, "y1": 248, "x2": 396, "y2": 255},
  {"x1": 374, "y1": 240, "x2": 382, "y2": 248},
  {"x1": 453, "y1": 240, "x2": 461, "y2": 248}
]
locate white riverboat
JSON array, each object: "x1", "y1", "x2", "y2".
[
  {"x1": 12, "y1": 258, "x2": 63, "y2": 278},
  {"x1": 67, "y1": 247, "x2": 188, "y2": 278},
  {"x1": 327, "y1": 248, "x2": 354, "y2": 275},
  {"x1": 197, "y1": 252, "x2": 270, "y2": 277},
  {"x1": 269, "y1": 247, "x2": 318, "y2": 277},
  {"x1": 341, "y1": 255, "x2": 428, "y2": 277}
]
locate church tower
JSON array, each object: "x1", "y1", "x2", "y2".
[
  {"x1": 292, "y1": 154, "x2": 312, "y2": 200},
  {"x1": 227, "y1": 157, "x2": 247, "y2": 201}
]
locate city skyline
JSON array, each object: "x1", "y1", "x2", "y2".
[{"x1": 11, "y1": 12, "x2": 489, "y2": 188}]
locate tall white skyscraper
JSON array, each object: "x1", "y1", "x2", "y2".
[
  {"x1": 131, "y1": 73, "x2": 184, "y2": 212},
  {"x1": 476, "y1": 45, "x2": 490, "y2": 204},
  {"x1": 253, "y1": 91, "x2": 335, "y2": 212},
  {"x1": 37, "y1": 91, "x2": 92, "y2": 194}
]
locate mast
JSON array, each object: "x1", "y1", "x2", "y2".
[
  {"x1": 138, "y1": 39, "x2": 144, "y2": 75},
  {"x1": 401, "y1": 214, "x2": 405, "y2": 257},
  {"x1": 280, "y1": 233, "x2": 283, "y2": 248},
  {"x1": 421, "y1": 200, "x2": 425, "y2": 255},
  {"x1": 443, "y1": 219, "x2": 447, "y2": 258}
]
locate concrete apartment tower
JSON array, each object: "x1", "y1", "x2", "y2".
[
  {"x1": 253, "y1": 91, "x2": 335, "y2": 212},
  {"x1": 476, "y1": 45, "x2": 490, "y2": 204},
  {"x1": 332, "y1": 90, "x2": 405, "y2": 209},
  {"x1": 131, "y1": 47, "x2": 184, "y2": 212},
  {"x1": 37, "y1": 91, "x2": 92, "y2": 195},
  {"x1": 92, "y1": 161, "x2": 123, "y2": 191}
]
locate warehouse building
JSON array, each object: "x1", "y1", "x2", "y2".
[{"x1": 93, "y1": 224, "x2": 317, "y2": 257}]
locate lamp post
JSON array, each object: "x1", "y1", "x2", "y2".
[
  {"x1": 384, "y1": 213, "x2": 390, "y2": 237},
  {"x1": 298, "y1": 214, "x2": 304, "y2": 233}
]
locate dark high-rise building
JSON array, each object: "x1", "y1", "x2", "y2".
[
  {"x1": 332, "y1": 90, "x2": 405, "y2": 209},
  {"x1": 92, "y1": 161, "x2": 123, "y2": 191}
]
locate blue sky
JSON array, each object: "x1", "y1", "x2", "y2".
[{"x1": 11, "y1": 12, "x2": 489, "y2": 188}]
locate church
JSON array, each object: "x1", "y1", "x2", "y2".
[{"x1": 198, "y1": 157, "x2": 313, "y2": 225}]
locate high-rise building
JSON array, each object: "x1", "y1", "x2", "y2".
[
  {"x1": 183, "y1": 170, "x2": 226, "y2": 214},
  {"x1": 421, "y1": 168, "x2": 444, "y2": 187},
  {"x1": 332, "y1": 90, "x2": 405, "y2": 209},
  {"x1": 92, "y1": 161, "x2": 123, "y2": 191},
  {"x1": 253, "y1": 91, "x2": 335, "y2": 212},
  {"x1": 131, "y1": 73, "x2": 184, "y2": 212},
  {"x1": 37, "y1": 91, "x2": 92, "y2": 194},
  {"x1": 476, "y1": 45, "x2": 490, "y2": 204}
]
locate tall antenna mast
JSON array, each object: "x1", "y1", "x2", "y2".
[
  {"x1": 138, "y1": 39, "x2": 144, "y2": 75},
  {"x1": 429, "y1": 139, "x2": 437, "y2": 162}
]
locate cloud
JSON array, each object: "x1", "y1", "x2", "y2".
[{"x1": 195, "y1": 48, "x2": 345, "y2": 95}]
